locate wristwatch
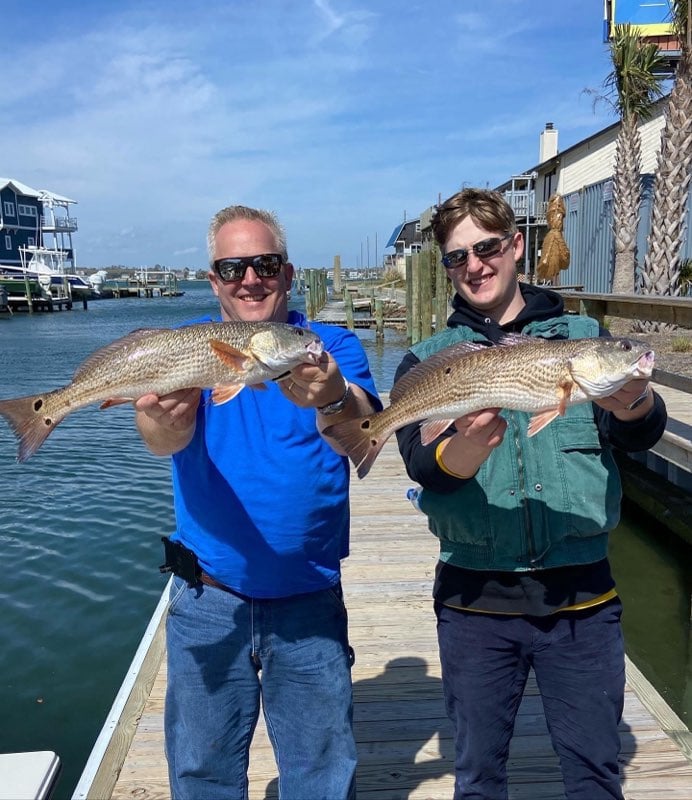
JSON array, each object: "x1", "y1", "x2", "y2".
[
  {"x1": 318, "y1": 380, "x2": 351, "y2": 416},
  {"x1": 625, "y1": 387, "x2": 651, "y2": 411}
]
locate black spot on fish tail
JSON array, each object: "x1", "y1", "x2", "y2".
[
  {"x1": 0, "y1": 394, "x2": 62, "y2": 462},
  {"x1": 323, "y1": 415, "x2": 387, "y2": 479}
]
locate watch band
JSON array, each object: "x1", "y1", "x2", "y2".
[
  {"x1": 318, "y1": 380, "x2": 351, "y2": 415},
  {"x1": 625, "y1": 387, "x2": 650, "y2": 411}
]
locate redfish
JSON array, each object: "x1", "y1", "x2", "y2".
[
  {"x1": 0, "y1": 321, "x2": 323, "y2": 461},
  {"x1": 325, "y1": 335, "x2": 654, "y2": 478}
]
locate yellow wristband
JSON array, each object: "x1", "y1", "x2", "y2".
[{"x1": 435, "y1": 440, "x2": 477, "y2": 480}]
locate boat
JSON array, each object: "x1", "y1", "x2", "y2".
[{"x1": 0, "y1": 247, "x2": 94, "y2": 302}]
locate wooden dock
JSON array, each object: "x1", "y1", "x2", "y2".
[{"x1": 75, "y1": 429, "x2": 692, "y2": 800}]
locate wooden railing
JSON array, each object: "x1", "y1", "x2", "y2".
[{"x1": 560, "y1": 292, "x2": 692, "y2": 328}]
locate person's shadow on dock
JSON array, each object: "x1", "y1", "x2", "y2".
[
  {"x1": 262, "y1": 656, "x2": 452, "y2": 800},
  {"x1": 351, "y1": 655, "x2": 455, "y2": 797}
]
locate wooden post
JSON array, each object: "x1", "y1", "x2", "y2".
[
  {"x1": 420, "y1": 249, "x2": 433, "y2": 340},
  {"x1": 307, "y1": 270, "x2": 316, "y2": 319},
  {"x1": 23, "y1": 272, "x2": 34, "y2": 314},
  {"x1": 345, "y1": 290, "x2": 354, "y2": 330},
  {"x1": 405, "y1": 254, "x2": 413, "y2": 344},
  {"x1": 434, "y1": 242, "x2": 448, "y2": 332},
  {"x1": 333, "y1": 256, "x2": 342, "y2": 298},
  {"x1": 410, "y1": 253, "x2": 421, "y2": 344},
  {"x1": 374, "y1": 297, "x2": 384, "y2": 339}
]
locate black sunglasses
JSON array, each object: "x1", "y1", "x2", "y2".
[
  {"x1": 442, "y1": 234, "x2": 514, "y2": 270},
  {"x1": 212, "y1": 253, "x2": 284, "y2": 282}
]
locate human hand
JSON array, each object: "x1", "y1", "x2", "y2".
[
  {"x1": 279, "y1": 351, "x2": 347, "y2": 409},
  {"x1": 593, "y1": 378, "x2": 653, "y2": 418},
  {"x1": 437, "y1": 408, "x2": 506, "y2": 478},
  {"x1": 452, "y1": 408, "x2": 507, "y2": 450},
  {"x1": 134, "y1": 387, "x2": 202, "y2": 431}
]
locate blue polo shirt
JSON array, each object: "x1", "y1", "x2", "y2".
[{"x1": 169, "y1": 311, "x2": 380, "y2": 598}]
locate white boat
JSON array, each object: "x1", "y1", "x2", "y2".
[{"x1": 0, "y1": 247, "x2": 94, "y2": 300}]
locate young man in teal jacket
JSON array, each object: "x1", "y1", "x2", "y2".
[{"x1": 394, "y1": 188, "x2": 667, "y2": 800}]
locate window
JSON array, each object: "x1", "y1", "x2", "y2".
[
  {"x1": 3, "y1": 201, "x2": 16, "y2": 216},
  {"x1": 27, "y1": 236, "x2": 36, "y2": 246},
  {"x1": 18, "y1": 204, "x2": 37, "y2": 217},
  {"x1": 4, "y1": 235, "x2": 11, "y2": 250}
]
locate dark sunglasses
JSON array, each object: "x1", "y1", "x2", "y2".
[
  {"x1": 442, "y1": 233, "x2": 514, "y2": 270},
  {"x1": 212, "y1": 253, "x2": 284, "y2": 282}
]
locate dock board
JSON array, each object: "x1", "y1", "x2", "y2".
[{"x1": 79, "y1": 433, "x2": 692, "y2": 800}]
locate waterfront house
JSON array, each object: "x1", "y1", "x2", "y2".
[
  {"x1": 409, "y1": 103, "x2": 691, "y2": 294},
  {"x1": 384, "y1": 218, "x2": 422, "y2": 276},
  {"x1": 0, "y1": 177, "x2": 78, "y2": 272}
]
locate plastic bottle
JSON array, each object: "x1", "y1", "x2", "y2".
[{"x1": 406, "y1": 486, "x2": 424, "y2": 512}]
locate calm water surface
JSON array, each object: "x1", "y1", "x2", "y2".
[{"x1": 0, "y1": 282, "x2": 688, "y2": 798}]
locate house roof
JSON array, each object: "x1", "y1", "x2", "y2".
[
  {"x1": 0, "y1": 177, "x2": 77, "y2": 204},
  {"x1": 386, "y1": 223, "x2": 405, "y2": 248},
  {"x1": 494, "y1": 95, "x2": 669, "y2": 192},
  {"x1": 385, "y1": 219, "x2": 421, "y2": 249}
]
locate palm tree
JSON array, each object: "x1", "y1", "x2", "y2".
[
  {"x1": 605, "y1": 25, "x2": 665, "y2": 294},
  {"x1": 639, "y1": 0, "x2": 692, "y2": 314}
]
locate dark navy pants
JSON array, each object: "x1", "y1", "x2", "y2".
[{"x1": 435, "y1": 598, "x2": 625, "y2": 800}]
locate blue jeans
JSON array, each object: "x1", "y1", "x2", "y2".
[
  {"x1": 165, "y1": 576, "x2": 357, "y2": 800},
  {"x1": 436, "y1": 598, "x2": 625, "y2": 800}
]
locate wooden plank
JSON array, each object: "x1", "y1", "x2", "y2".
[{"x1": 97, "y1": 437, "x2": 691, "y2": 800}]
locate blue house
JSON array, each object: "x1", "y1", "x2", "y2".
[{"x1": 0, "y1": 178, "x2": 78, "y2": 271}]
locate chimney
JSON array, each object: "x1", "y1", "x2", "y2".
[{"x1": 539, "y1": 122, "x2": 558, "y2": 163}]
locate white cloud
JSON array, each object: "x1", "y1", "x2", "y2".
[{"x1": 1, "y1": 0, "x2": 617, "y2": 268}]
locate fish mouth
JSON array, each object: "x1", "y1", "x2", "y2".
[
  {"x1": 635, "y1": 350, "x2": 655, "y2": 376},
  {"x1": 305, "y1": 339, "x2": 324, "y2": 364}
]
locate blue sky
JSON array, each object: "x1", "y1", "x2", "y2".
[{"x1": 1, "y1": 0, "x2": 619, "y2": 270}]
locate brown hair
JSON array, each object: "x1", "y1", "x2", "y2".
[
  {"x1": 207, "y1": 205, "x2": 288, "y2": 265},
  {"x1": 431, "y1": 188, "x2": 517, "y2": 248}
]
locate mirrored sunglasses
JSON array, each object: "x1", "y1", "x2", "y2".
[
  {"x1": 442, "y1": 234, "x2": 513, "y2": 270},
  {"x1": 212, "y1": 253, "x2": 284, "y2": 282}
]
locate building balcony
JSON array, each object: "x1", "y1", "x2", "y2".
[{"x1": 41, "y1": 216, "x2": 78, "y2": 232}]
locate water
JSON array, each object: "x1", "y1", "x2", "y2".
[{"x1": 0, "y1": 283, "x2": 688, "y2": 799}]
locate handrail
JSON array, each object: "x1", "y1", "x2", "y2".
[{"x1": 560, "y1": 292, "x2": 692, "y2": 328}]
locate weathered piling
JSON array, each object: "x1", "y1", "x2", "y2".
[
  {"x1": 332, "y1": 256, "x2": 343, "y2": 299},
  {"x1": 304, "y1": 269, "x2": 328, "y2": 319},
  {"x1": 345, "y1": 290, "x2": 354, "y2": 330}
]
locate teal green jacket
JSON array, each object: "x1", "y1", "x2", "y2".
[{"x1": 409, "y1": 315, "x2": 621, "y2": 571}]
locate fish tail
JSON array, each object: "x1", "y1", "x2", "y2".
[
  {"x1": 0, "y1": 394, "x2": 62, "y2": 462},
  {"x1": 324, "y1": 414, "x2": 389, "y2": 479}
]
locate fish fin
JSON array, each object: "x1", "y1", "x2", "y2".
[
  {"x1": 497, "y1": 333, "x2": 542, "y2": 347},
  {"x1": 0, "y1": 393, "x2": 63, "y2": 462},
  {"x1": 99, "y1": 397, "x2": 130, "y2": 409},
  {"x1": 208, "y1": 340, "x2": 253, "y2": 373},
  {"x1": 556, "y1": 378, "x2": 574, "y2": 415},
  {"x1": 390, "y1": 341, "x2": 490, "y2": 403},
  {"x1": 322, "y1": 414, "x2": 387, "y2": 479},
  {"x1": 420, "y1": 418, "x2": 456, "y2": 446},
  {"x1": 211, "y1": 384, "x2": 246, "y2": 404},
  {"x1": 527, "y1": 408, "x2": 560, "y2": 437}
]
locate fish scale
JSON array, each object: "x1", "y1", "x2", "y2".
[{"x1": 326, "y1": 335, "x2": 655, "y2": 478}]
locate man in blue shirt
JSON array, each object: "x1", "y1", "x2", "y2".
[{"x1": 135, "y1": 205, "x2": 380, "y2": 799}]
